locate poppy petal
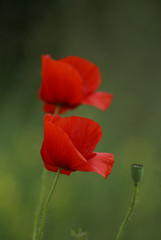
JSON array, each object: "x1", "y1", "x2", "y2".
[
  {"x1": 58, "y1": 106, "x2": 68, "y2": 114},
  {"x1": 44, "y1": 163, "x2": 73, "y2": 176},
  {"x1": 53, "y1": 115, "x2": 102, "y2": 159},
  {"x1": 58, "y1": 103, "x2": 80, "y2": 114},
  {"x1": 60, "y1": 56, "x2": 101, "y2": 95},
  {"x1": 39, "y1": 55, "x2": 83, "y2": 105},
  {"x1": 41, "y1": 115, "x2": 89, "y2": 171},
  {"x1": 87, "y1": 153, "x2": 114, "y2": 179},
  {"x1": 82, "y1": 91, "x2": 113, "y2": 110},
  {"x1": 41, "y1": 139, "x2": 72, "y2": 174},
  {"x1": 45, "y1": 114, "x2": 61, "y2": 126},
  {"x1": 43, "y1": 103, "x2": 57, "y2": 114}
]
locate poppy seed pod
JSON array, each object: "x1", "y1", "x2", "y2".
[{"x1": 131, "y1": 164, "x2": 144, "y2": 185}]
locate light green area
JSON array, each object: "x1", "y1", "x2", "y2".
[{"x1": 0, "y1": 1, "x2": 161, "y2": 239}]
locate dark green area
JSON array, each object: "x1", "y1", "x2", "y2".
[{"x1": 0, "y1": 0, "x2": 161, "y2": 239}]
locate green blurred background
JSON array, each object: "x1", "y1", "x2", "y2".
[{"x1": 0, "y1": 0, "x2": 161, "y2": 239}]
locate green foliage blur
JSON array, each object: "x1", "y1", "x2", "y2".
[{"x1": 0, "y1": 0, "x2": 161, "y2": 239}]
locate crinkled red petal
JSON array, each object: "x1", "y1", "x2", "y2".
[
  {"x1": 60, "y1": 56, "x2": 101, "y2": 96},
  {"x1": 39, "y1": 55, "x2": 83, "y2": 105},
  {"x1": 41, "y1": 115, "x2": 90, "y2": 171},
  {"x1": 43, "y1": 103, "x2": 57, "y2": 114},
  {"x1": 45, "y1": 113, "x2": 61, "y2": 123},
  {"x1": 41, "y1": 114, "x2": 114, "y2": 178},
  {"x1": 44, "y1": 163, "x2": 73, "y2": 176},
  {"x1": 87, "y1": 153, "x2": 114, "y2": 179},
  {"x1": 51, "y1": 115, "x2": 102, "y2": 159},
  {"x1": 82, "y1": 91, "x2": 113, "y2": 110}
]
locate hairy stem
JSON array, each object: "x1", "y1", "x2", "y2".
[
  {"x1": 32, "y1": 168, "x2": 47, "y2": 240},
  {"x1": 116, "y1": 184, "x2": 138, "y2": 240},
  {"x1": 38, "y1": 168, "x2": 61, "y2": 240}
]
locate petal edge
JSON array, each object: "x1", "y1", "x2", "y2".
[
  {"x1": 87, "y1": 152, "x2": 114, "y2": 179},
  {"x1": 82, "y1": 91, "x2": 113, "y2": 110}
]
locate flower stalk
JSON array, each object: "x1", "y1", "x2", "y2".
[
  {"x1": 38, "y1": 167, "x2": 61, "y2": 240},
  {"x1": 32, "y1": 168, "x2": 47, "y2": 240},
  {"x1": 32, "y1": 107, "x2": 60, "y2": 240},
  {"x1": 116, "y1": 184, "x2": 138, "y2": 240},
  {"x1": 116, "y1": 164, "x2": 144, "y2": 240}
]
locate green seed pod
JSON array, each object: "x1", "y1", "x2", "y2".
[{"x1": 131, "y1": 164, "x2": 144, "y2": 185}]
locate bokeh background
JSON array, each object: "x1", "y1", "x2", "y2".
[{"x1": 0, "y1": 0, "x2": 161, "y2": 239}]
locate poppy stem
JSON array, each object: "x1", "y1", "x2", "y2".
[
  {"x1": 33, "y1": 106, "x2": 60, "y2": 240},
  {"x1": 38, "y1": 168, "x2": 61, "y2": 240},
  {"x1": 116, "y1": 184, "x2": 138, "y2": 240},
  {"x1": 55, "y1": 105, "x2": 60, "y2": 115},
  {"x1": 32, "y1": 168, "x2": 47, "y2": 240}
]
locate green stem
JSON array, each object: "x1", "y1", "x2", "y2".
[
  {"x1": 116, "y1": 184, "x2": 138, "y2": 240},
  {"x1": 32, "y1": 106, "x2": 60, "y2": 240},
  {"x1": 32, "y1": 168, "x2": 47, "y2": 240},
  {"x1": 38, "y1": 168, "x2": 61, "y2": 240},
  {"x1": 56, "y1": 105, "x2": 60, "y2": 114}
]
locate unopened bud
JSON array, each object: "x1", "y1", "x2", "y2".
[{"x1": 131, "y1": 164, "x2": 144, "y2": 185}]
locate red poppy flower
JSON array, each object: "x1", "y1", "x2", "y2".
[
  {"x1": 41, "y1": 114, "x2": 114, "y2": 179},
  {"x1": 39, "y1": 55, "x2": 113, "y2": 114}
]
